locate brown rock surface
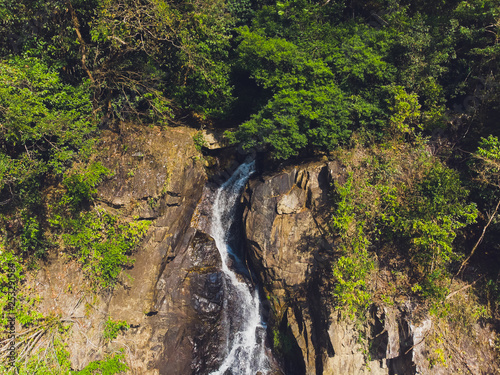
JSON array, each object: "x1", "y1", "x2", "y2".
[
  {"x1": 243, "y1": 159, "x2": 499, "y2": 375},
  {"x1": 25, "y1": 124, "x2": 225, "y2": 374},
  {"x1": 242, "y1": 160, "x2": 417, "y2": 375},
  {"x1": 22, "y1": 130, "x2": 499, "y2": 375},
  {"x1": 243, "y1": 161, "x2": 338, "y2": 375}
]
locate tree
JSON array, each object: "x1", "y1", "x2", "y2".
[
  {"x1": 0, "y1": 0, "x2": 236, "y2": 122},
  {"x1": 386, "y1": 163, "x2": 478, "y2": 298},
  {"x1": 227, "y1": 28, "x2": 354, "y2": 159},
  {"x1": 87, "y1": 0, "x2": 235, "y2": 120},
  {"x1": 0, "y1": 57, "x2": 95, "y2": 205},
  {"x1": 386, "y1": 85, "x2": 422, "y2": 136}
]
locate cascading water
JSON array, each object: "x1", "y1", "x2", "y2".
[{"x1": 209, "y1": 161, "x2": 271, "y2": 375}]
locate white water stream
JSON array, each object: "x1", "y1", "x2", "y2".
[{"x1": 209, "y1": 161, "x2": 271, "y2": 375}]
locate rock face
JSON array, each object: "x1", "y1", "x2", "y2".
[
  {"x1": 243, "y1": 161, "x2": 335, "y2": 294},
  {"x1": 242, "y1": 160, "x2": 499, "y2": 375},
  {"x1": 154, "y1": 231, "x2": 225, "y2": 375},
  {"x1": 201, "y1": 128, "x2": 232, "y2": 150},
  {"x1": 243, "y1": 161, "x2": 399, "y2": 374},
  {"x1": 99, "y1": 124, "x2": 228, "y2": 374},
  {"x1": 25, "y1": 126, "x2": 498, "y2": 375},
  {"x1": 243, "y1": 161, "x2": 339, "y2": 375},
  {"x1": 26, "y1": 124, "x2": 227, "y2": 374}
]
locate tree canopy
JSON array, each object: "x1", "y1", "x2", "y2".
[{"x1": 0, "y1": 0, "x2": 500, "y2": 370}]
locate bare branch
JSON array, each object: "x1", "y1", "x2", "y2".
[
  {"x1": 456, "y1": 197, "x2": 500, "y2": 276},
  {"x1": 66, "y1": 0, "x2": 94, "y2": 83}
]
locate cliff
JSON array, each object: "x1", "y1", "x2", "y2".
[
  {"x1": 242, "y1": 160, "x2": 499, "y2": 375},
  {"x1": 22, "y1": 126, "x2": 498, "y2": 374},
  {"x1": 25, "y1": 124, "x2": 226, "y2": 374}
]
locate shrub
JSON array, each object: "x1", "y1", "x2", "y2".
[
  {"x1": 330, "y1": 143, "x2": 478, "y2": 306},
  {"x1": 62, "y1": 163, "x2": 112, "y2": 211},
  {"x1": 103, "y1": 318, "x2": 130, "y2": 343},
  {"x1": 60, "y1": 208, "x2": 150, "y2": 289},
  {"x1": 74, "y1": 350, "x2": 129, "y2": 375},
  {"x1": 193, "y1": 131, "x2": 208, "y2": 151},
  {"x1": 331, "y1": 173, "x2": 375, "y2": 319},
  {"x1": 385, "y1": 163, "x2": 478, "y2": 280},
  {"x1": 19, "y1": 213, "x2": 46, "y2": 258}
]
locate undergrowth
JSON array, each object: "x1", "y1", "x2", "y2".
[{"x1": 330, "y1": 140, "x2": 478, "y2": 319}]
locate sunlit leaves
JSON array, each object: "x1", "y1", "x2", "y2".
[
  {"x1": 0, "y1": 57, "x2": 95, "y2": 203},
  {"x1": 387, "y1": 85, "x2": 422, "y2": 135}
]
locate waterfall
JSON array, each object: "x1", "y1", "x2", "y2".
[{"x1": 209, "y1": 161, "x2": 271, "y2": 375}]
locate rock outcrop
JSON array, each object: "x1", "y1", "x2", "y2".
[
  {"x1": 242, "y1": 159, "x2": 499, "y2": 375},
  {"x1": 243, "y1": 160, "x2": 339, "y2": 375},
  {"x1": 26, "y1": 124, "x2": 226, "y2": 374},
  {"x1": 25, "y1": 126, "x2": 498, "y2": 375},
  {"x1": 99, "y1": 124, "x2": 228, "y2": 374}
]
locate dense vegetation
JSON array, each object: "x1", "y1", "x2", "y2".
[{"x1": 0, "y1": 0, "x2": 499, "y2": 372}]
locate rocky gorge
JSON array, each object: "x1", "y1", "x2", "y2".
[
  {"x1": 26, "y1": 124, "x2": 499, "y2": 374},
  {"x1": 4, "y1": 1, "x2": 500, "y2": 373}
]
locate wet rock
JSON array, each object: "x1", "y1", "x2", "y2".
[{"x1": 153, "y1": 231, "x2": 225, "y2": 375}]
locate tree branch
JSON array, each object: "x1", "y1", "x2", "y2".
[
  {"x1": 66, "y1": 0, "x2": 94, "y2": 84},
  {"x1": 456, "y1": 197, "x2": 500, "y2": 276}
]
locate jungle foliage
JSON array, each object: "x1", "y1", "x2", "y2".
[{"x1": 0, "y1": 0, "x2": 500, "y2": 371}]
